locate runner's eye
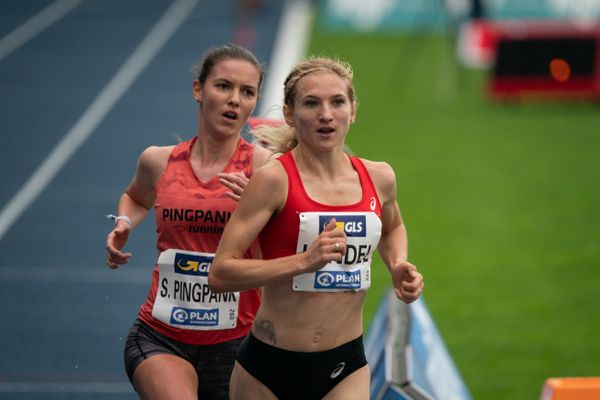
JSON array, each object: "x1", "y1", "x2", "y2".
[{"x1": 242, "y1": 88, "x2": 256, "y2": 97}]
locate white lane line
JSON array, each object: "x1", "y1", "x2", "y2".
[
  {"x1": 0, "y1": 0, "x2": 198, "y2": 243},
  {"x1": 258, "y1": 0, "x2": 312, "y2": 118},
  {"x1": 0, "y1": 382, "x2": 133, "y2": 394},
  {"x1": 0, "y1": 0, "x2": 83, "y2": 62}
]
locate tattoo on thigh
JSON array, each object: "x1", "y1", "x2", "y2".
[{"x1": 254, "y1": 319, "x2": 276, "y2": 345}]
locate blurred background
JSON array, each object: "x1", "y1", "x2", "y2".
[{"x1": 1, "y1": 0, "x2": 599, "y2": 399}]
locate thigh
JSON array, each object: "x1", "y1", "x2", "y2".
[
  {"x1": 123, "y1": 319, "x2": 197, "y2": 399},
  {"x1": 195, "y1": 337, "x2": 243, "y2": 400},
  {"x1": 229, "y1": 361, "x2": 277, "y2": 400},
  {"x1": 133, "y1": 353, "x2": 198, "y2": 400},
  {"x1": 323, "y1": 365, "x2": 370, "y2": 400}
]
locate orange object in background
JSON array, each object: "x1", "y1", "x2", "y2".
[
  {"x1": 540, "y1": 377, "x2": 600, "y2": 400},
  {"x1": 549, "y1": 58, "x2": 571, "y2": 82}
]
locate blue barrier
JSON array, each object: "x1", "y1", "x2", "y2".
[{"x1": 365, "y1": 291, "x2": 472, "y2": 400}]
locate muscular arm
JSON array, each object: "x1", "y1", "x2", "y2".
[
  {"x1": 209, "y1": 160, "x2": 346, "y2": 292},
  {"x1": 120, "y1": 146, "x2": 168, "y2": 222},
  {"x1": 105, "y1": 146, "x2": 171, "y2": 268},
  {"x1": 366, "y1": 160, "x2": 424, "y2": 303}
]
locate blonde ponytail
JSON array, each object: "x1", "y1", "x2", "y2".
[{"x1": 251, "y1": 124, "x2": 297, "y2": 154}]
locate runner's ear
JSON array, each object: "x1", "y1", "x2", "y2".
[
  {"x1": 283, "y1": 104, "x2": 294, "y2": 127},
  {"x1": 193, "y1": 80, "x2": 202, "y2": 103}
]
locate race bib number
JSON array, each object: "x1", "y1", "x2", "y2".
[
  {"x1": 292, "y1": 212, "x2": 382, "y2": 292},
  {"x1": 152, "y1": 249, "x2": 239, "y2": 330}
]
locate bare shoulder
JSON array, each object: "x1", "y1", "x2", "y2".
[
  {"x1": 124, "y1": 145, "x2": 174, "y2": 208},
  {"x1": 137, "y1": 145, "x2": 174, "y2": 176},
  {"x1": 139, "y1": 145, "x2": 173, "y2": 165},
  {"x1": 252, "y1": 157, "x2": 287, "y2": 186},
  {"x1": 241, "y1": 157, "x2": 288, "y2": 214},
  {"x1": 360, "y1": 158, "x2": 397, "y2": 195},
  {"x1": 130, "y1": 145, "x2": 175, "y2": 191},
  {"x1": 251, "y1": 143, "x2": 273, "y2": 170}
]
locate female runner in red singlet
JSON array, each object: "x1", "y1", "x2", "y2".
[
  {"x1": 210, "y1": 57, "x2": 424, "y2": 400},
  {"x1": 105, "y1": 44, "x2": 271, "y2": 400}
]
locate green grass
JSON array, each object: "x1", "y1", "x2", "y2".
[{"x1": 309, "y1": 29, "x2": 600, "y2": 399}]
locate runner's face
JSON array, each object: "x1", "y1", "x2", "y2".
[
  {"x1": 286, "y1": 72, "x2": 355, "y2": 150},
  {"x1": 195, "y1": 58, "x2": 260, "y2": 138}
]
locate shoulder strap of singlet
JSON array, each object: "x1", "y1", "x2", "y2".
[
  {"x1": 276, "y1": 151, "x2": 297, "y2": 185},
  {"x1": 156, "y1": 138, "x2": 193, "y2": 185},
  {"x1": 276, "y1": 151, "x2": 292, "y2": 168},
  {"x1": 274, "y1": 151, "x2": 303, "y2": 212},
  {"x1": 278, "y1": 150, "x2": 304, "y2": 188},
  {"x1": 168, "y1": 138, "x2": 193, "y2": 162},
  {"x1": 230, "y1": 137, "x2": 254, "y2": 176},
  {"x1": 349, "y1": 156, "x2": 383, "y2": 215}
]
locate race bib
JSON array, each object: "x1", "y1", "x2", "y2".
[
  {"x1": 292, "y1": 212, "x2": 382, "y2": 292},
  {"x1": 152, "y1": 249, "x2": 239, "y2": 330}
]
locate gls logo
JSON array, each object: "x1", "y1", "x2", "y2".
[
  {"x1": 318, "y1": 215, "x2": 367, "y2": 237},
  {"x1": 174, "y1": 253, "x2": 213, "y2": 276}
]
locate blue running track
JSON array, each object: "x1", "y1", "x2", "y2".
[{"x1": 0, "y1": 1, "x2": 285, "y2": 398}]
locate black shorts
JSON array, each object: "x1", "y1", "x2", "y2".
[
  {"x1": 236, "y1": 332, "x2": 367, "y2": 400},
  {"x1": 123, "y1": 318, "x2": 243, "y2": 400}
]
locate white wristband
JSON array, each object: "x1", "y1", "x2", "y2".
[{"x1": 106, "y1": 214, "x2": 131, "y2": 226}]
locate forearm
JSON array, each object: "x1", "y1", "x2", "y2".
[
  {"x1": 378, "y1": 222, "x2": 423, "y2": 302},
  {"x1": 209, "y1": 252, "x2": 309, "y2": 293},
  {"x1": 378, "y1": 222, "x2": 408, "y2": 271},
  {"x1": 117, "y1": 192, "x2": 150, "y2": 229}
]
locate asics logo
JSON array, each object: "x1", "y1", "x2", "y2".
[{"x1": 330, "y1": 362, "x2": 346, "y2": 379}]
